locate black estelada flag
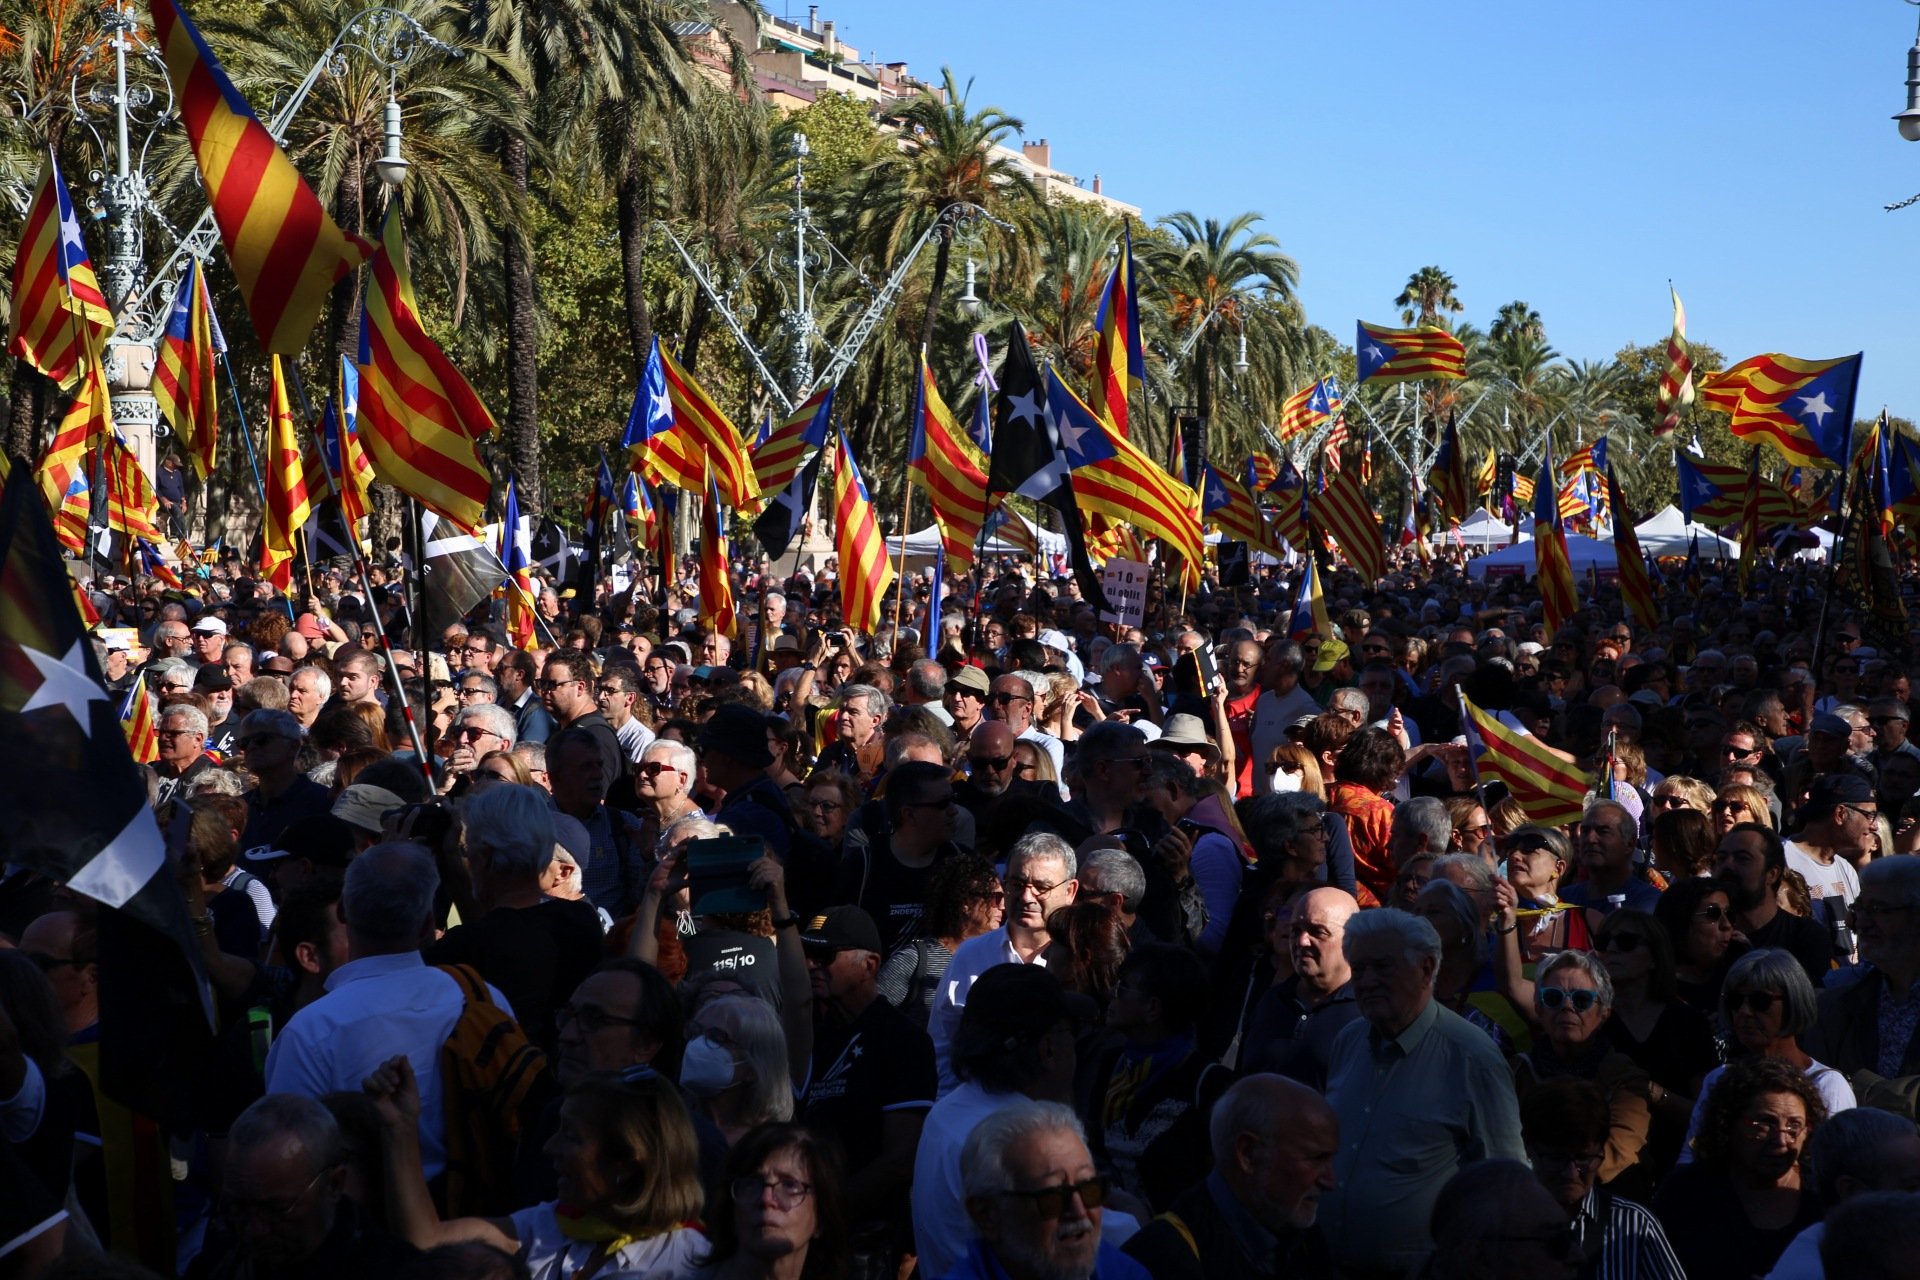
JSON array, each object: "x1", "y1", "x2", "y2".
[
  {"x1": 985, "y1": 324, "x2": 1113, "y2": 616},
  {"x1": 531, "y1": 517, "x2": 578, "y2": 590},
  {"x1": 754, "y1": 449, "x2": 822, "y2": 561},
  {"x1": 0, "y1": 456, "x2": 214, "y2": 1023},
  {"x1": 420, "y1": 511, "x2": 509, "y2": 637}
]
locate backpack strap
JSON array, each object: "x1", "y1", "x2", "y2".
[
  {"x1": 1156, "y1": 1210, "x2": 1200, "y2": 1260},
  {"x1": 438, "y1": 963, "x2": 490, "y2": 1008}
]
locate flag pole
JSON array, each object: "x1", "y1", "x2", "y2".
[
  {"x1": 296, "y1": 362, "x2": 434, "y2": 775},
  {"x1": 1811, "y1": 419, "x2": 1861, "y2": 679}
]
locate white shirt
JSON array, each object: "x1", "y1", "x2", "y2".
[
  {"x1": 509, "y1": 1203, "x2": 706, "y2": 1280},
  {"x1": 928, "y1": 927, "x2": 1044, "y2": 1098},
  {"x1": 1783, "y1": 840, "x2": 1861, "y2": 941},
  {"x1": 265, "y1": 952, "x2": 512, "y2": 1180},
  {"x1": 911, "y1": 1082, "x2": 1017, "y2": 1277},
  {"x1": 1249, "y1": 686, "x2": 1323, "y2": 794},
  {"x1": 613, "y1": 713, "x2": 656, "y2": 764}
]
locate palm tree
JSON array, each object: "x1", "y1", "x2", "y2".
[
  {"x1": 855, "y1": 68, "x2": 1037, "y2": 362},
  {"x1": 1489, "y1": 300, "x2": 1544, "y2": 344},
  {"x1": 1395, "y1": 265, "x2": 1463, "y2": 328},
  {"x1": 1147, "y1": 210, "x2": 1303, "y2": 452}
]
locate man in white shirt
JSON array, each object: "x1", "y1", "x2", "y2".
[
  {"x1": 1249, "y1": 639, "x2": 1322, "y2": 794},
  {"x1": 265, "y1": 842, "x2": 512, "y2": 1182},
  {"x1": 1784, "y1": 775, "x2": 1870, "y2": 946},
  {"x1": 929, "y1": 833, "x2": 1077, "y2": 1096},
  {"x1": 595, "y1": 666, "x2": 657, "y2": 763}
]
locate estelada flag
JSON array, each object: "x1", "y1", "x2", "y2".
[
  {"x1": 7, "y1": 149, "x2": 114, "y2": 387},
  {"x1": 1356, "y1": 321, "x2": 1466, "y2": 385}
]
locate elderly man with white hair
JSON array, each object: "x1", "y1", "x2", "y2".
[
  {"x1": 155, "y1": 703, "x2": 213, "y2": 808},
  {"x1": 942, "y1": 1101, "x2": 1149, "y2": 1280},
  {"x1": 441, "y1": 701, "x2": 518, "y2": 788},
  {"x1": 1317, "y1": 907, "x2": 1525, "y2": 1278}
]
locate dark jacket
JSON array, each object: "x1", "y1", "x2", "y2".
[
  {"x1": 1123, "y1": 1173, "x2": 1336, "y2": 1280},
  {"x1": 1806, "y1": 964, "x2": 1920, "y2": 1117}
]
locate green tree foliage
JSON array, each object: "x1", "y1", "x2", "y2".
[{"x1": 783, "y1": 90, "x2": 883, "y2": 187}]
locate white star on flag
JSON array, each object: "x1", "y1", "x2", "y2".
[
  {"x1": 1050, "y1": 404, "x2": 1089, "y2": 458},
  {"x1": 1007, "y1": 390, "x2": 1042, "y2": 426},
  {"x1": 17, "y1": 640, "x2": 108, "y2": 737},
  {"x1": 58, "y1": 207, "x2": 87, "y2": 262},
  {"x1": 1364, "y1": 344, "x2": 1385, "y2": 362},
  {"x1": 1796, "y1": 391, "x2": 1834, "y2": 426}
]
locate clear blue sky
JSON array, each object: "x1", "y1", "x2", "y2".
[{"x1": 778, "y1": 1, "x2": 1920, "y2": 420}]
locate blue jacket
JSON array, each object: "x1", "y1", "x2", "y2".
[{"x1": 939, "y1": 1237, "x2": 1150, "y2": 1280}]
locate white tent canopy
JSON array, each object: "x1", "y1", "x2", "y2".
[
  {"x1": 1466, "y1": 533, "x2": 1619, "y2": 581},
  {"x1": 1431, "y1": 508, "x2": 1525, "y2": 549},
  {"x1": 885, "y1": 513, "x2": 1065, "y2": 559},
  {"x1": 1630, "y1": 505, "x2": 1740, "y2": 560}
]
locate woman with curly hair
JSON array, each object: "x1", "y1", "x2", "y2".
[
  {"x1": 1652, "y1": 1056, "x2": 1826, "y2": 1280},
  {"x1": 1042, "y1": 899, "x2": 1131, "y2": 1012},
  {"x1": 875, "y1": 853, "x2": 1003, "y2": 1028}
]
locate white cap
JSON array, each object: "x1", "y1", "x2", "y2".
[{"x1": 191, "y1": 616, "x2": 228, "y2": 635}]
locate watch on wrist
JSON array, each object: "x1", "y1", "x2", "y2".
[{"x1": 773, "y1": 914, "x2": 803, "y2": 929}]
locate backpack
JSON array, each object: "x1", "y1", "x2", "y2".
[{"x1": 436, "y1": 964, "x2": 547, "y2": 1217}]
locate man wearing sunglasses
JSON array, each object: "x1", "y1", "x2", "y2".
[
  {"x1": 988, "y1": 674, "x2": 1065, "y2": 793},
  {"x1": 1783, "y1": 776, "x2": 1870, "y2": 947}
]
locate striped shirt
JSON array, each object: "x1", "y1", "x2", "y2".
[{"x1": 1573, "y1": 1187, "x2": 1686, "y2": 1280}]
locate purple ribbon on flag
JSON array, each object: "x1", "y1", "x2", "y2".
[{"x1": 972, "y1": 333, "x2": 998, "y2": 392}]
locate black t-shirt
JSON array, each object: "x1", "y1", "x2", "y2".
[
  {"x1": 241, "y1": 776, "x2": 334, "y2": 855},
  {"x1": 829, "y1": 839, "x2": 945, "y2": 957},
  {"x1": 680, "y1": 928, "x2": 782, "y2": 1006},
  {"x1": 1747, "y1": 908, "x2": 1835, "y2": 988},
  {"x1": 425, "y1": 897, "x2": 606, "y2": 1054},
  {"x1": 801, "y1": 996, "x2": 936, "y2": 1178}
]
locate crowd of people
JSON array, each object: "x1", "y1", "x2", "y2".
[{"x1": 8, "y1": 536, "x2": 1920, "y2": 1280}]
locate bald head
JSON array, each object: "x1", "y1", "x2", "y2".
[
  {"x1": 1212, "y1": 1074, "x2": 1339, "y2": 1232},
  {"x1": 967, "y1": 721, "x2": 1021, "y2": 797},
  {"x1": 1295, "y1": 886, "x2": 1360, "y2": 928}
]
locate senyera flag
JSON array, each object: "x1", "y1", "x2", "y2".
[
  {"x1": 149, "y1": 0, "x2": 372, "y2": 354},
  {"x1": 1461, "y1": 693, "x2": 1590, "y2": 828},
  {"x1": 833, "y1": 429, "x2": 896, "y2": 635},
  {"x1": 1605, "y1": 464, "x2": 1659, "y2": 634},
  {"x1": 1091, "y1": 225, "x2": 1144, "y2": 438},
  {"x1": 908, "y1": 354, "x2": 992, "y2": 572},
  {"x1": 1533, "y1": 442, "x2": 1577, "y2": 635}
]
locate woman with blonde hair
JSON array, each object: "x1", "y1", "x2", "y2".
[
  {"x1": 366, "y1": 1058, "x2": 710, "y2": 1275},
  {"x1": 1711, "y1": 783, "x2": 1775, "y2": 837},
  {"x1": 1650, "y1": 775, "x2": 1715, "y2": 816},
  {"x1": 1267, "y1": 743, "x2": 1324, "y2": 799}
]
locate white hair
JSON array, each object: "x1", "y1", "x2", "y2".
[
  {"x1": 1342, "y1": 907, "x2": 1442, "y2": 974},
  {"x1": 646, "y1": 738, "x2": 697, "y2": 779},
  {"x1": 290, "y1": 667, "x2": 332, "y2": 702},
  {"x1": 960, "y1": 1101, "x2": 1086, "y2": 1197},
  {"x1": 456, "y1": 701, "x2": 518, "y2": 746},
  {"x1": 161, "y1": 704, "x2": 209, "y2": 738}
]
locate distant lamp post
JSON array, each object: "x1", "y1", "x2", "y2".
[
  {"x1": 375, "y1": 89, "x2": 409, "y2": 186},
  {"x1": 1898, "y1": 5, "x2": 1920, "y2": 140},
  {"x1": 1233, "y1": 330, "x2": 1250, "y2": 374},
  {"x1": 958, "y1": 256, "x2": 983, "y2": 318}
]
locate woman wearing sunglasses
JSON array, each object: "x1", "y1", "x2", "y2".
[
  {"x1": 1511, "y1": 951, "x2": 1654, "y2": 1194},
  {"x1": 1676, "y1": 949, "x2": 1855, "y2": 1169},
  {"x1": 1653, "y1": 877, "x2": 1746, "y2": 1014},
  {"x1": 1593, "y1": 910, "x2": 1720, "y2": 1179}
]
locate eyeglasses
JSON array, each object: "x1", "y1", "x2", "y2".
[
  {"x1": 1742, "y1": 1116, "x2": 1807, "y2": 1141},
  {"x1": 989, "y1": 692, "x2": 1032, "y2": 705},
  {"x1": 1842, "y1": 804, "x2": 1880, "y2": 824},
  {"x1": 452, "y1": 726, "x2": 498, "y2": 742},
  {"x1": 1537, "y1": 986, "x2": 1601, "y2": 1014},
  {"x1": 1728, "y1": 990, "x2": 1782, "y2": 1014},
  {"x1": 1598, "y1": 933, "x2": 1643, "y2": 953},
  {"x1": 1695, "y1": 902, "x2": 1731, "y2": 924},
  {"x1": 969, "y1": 755, "x2": 1012, "y2": 771},
  {"x1": 731, "y1": 1175, "x2": 813, "y2": 1210},
  {"x1": 220, "y1": 1168, "x2": 331, "y2": 1227},
  {"x1": 157, "y1": 727, "x2": 198, "y2": 739},
  {"x1": 1720, "y1": 742, "x2": 1759, "y2": 757},
  {"x1": 457, "y1": 687, "x2": 489, "y2": 699},
  {"x1": 1529, "y1": 1150, "x2": 1605, "y2": 1175},
  {"x1": 460, "y1": 644, "x2": 491, "y2": 655},
  {"x1": 535, "y1": 678, "x2": 581, "y2": 691},
  {"x1": 1005, "y1": 877, "x2": 1064, "y2": 898},
  {"x1": 1710, "y1": 800, "x2": 1751, "y2": 814},
  {"x1": 997, "y1": 1175, "x2": 1109, "y2": 1219},
  {"x1": 807, "y1": 798, "x2": 845, "y2": 812},
  {"x1": 1654, "y1": 795, "x2": 1692, "y2": 809},
  {"x1": 555, "y1": 1003, "x2": 644, "y2": 1034},
  {"x1": 636, "y1": 761, "x2": 684, "y2": 781}
]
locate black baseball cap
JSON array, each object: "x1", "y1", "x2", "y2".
[{"x1": 799, "y1": 905, "x2": 883, "y2": 954}]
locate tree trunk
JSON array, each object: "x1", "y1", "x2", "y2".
[
  {"x1": 617, "y1": 155, "x2": 655, "y2": 381},
  {"x1": 7, "y1": 361, "x2": 44, "y2": 460},
  {"x1": 916, "y1": 221, "x2": 954, "y2": 358},
  {"x1": 682, "y1": 282, "x2": 713, "y2": 374},
  {"x1": 503, "y1": 133, "x2": 542, "y2": 515},
  {"x1": 326, "y1": 141, "x2": 367, "y2": 368},
  {"x1": 1196, "y1": 336, "x2": 1214, "y2": 460}
]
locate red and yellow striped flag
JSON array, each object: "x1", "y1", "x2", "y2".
[
  {"x1": 51, "y1": 468, "x2": 91, "y2": 556},
  {"x1": 152, "y1": 259, "x2": 221, "y2": 479},
  {"x1": 357, "y1": 203, "x2": 495, "y2": 531},
  {"x1": 750, "y1": 386, "x2": 833, "y2": 500},
  {"x1": 150, "y1": 0, "x2": 372, "y2": 354},
  {"x1": 38, "y1": 356, "x2": 114, "y2": 511},
  {"x1": 833, "y1": 429, "x2": 895, "y2": 635},
  {"x1": 122, "y1": 683, "x2": 159, "y2": 766},
  {"x1": 1654, "y1": 285, "x2": 1694, "y2": 438},
  {"x1": 1091, "y1": 227, "x2": 1143, "y2": 438},
  {"x1": 908, "y1": 355, "x2": 991, "y2": 571},
  {"x1": 1534, "y1": 447, "x2": 1577, "y2": 634},
  {"x1": 1462, "y1": 693, "x2": 1590, "y2": 828},
  {"x1": 1316, "y1": 465, "x2": 1385, "y2": 582},
  {"x1": 1606, "y1": 465, "x2": 1659, "y2": 634},
  {"x1": 258, "y1": 355, "x2": 315, "y2": 592},
  {"x1": 7, "y1": 149, "x2": 114, "y2": 387},
  {"x1": 697, "y1": 472, "x2": 737, "y2": 639},
  {"x1": 637, "y1": 340, "x2": 760, "y2": 510},
  {"x1": 105, "y1": 432, "x2": 164, "y2": 544}
]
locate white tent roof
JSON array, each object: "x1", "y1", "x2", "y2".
[
  {"x1": 1630, "y1": 505, "x2": 1740, "y2": 560},
  {"x1": 885, "y1": 513, "x2": 1065, "y2": 559},
  {"x1": 1431, "y1": 508, "x2": 1526, "y2": 549},
  {"x1": 1465, "y1": 533, "x2": 1619, "y2": 581}
]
